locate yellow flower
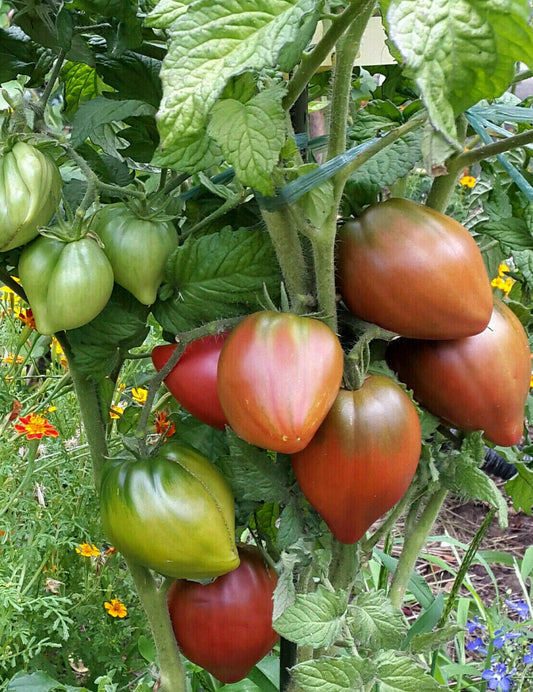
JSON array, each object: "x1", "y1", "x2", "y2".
[
  {"x1": 491, "y1": 263, "x2": 516, "y2": 297},
  {"x1": 2, "y1": 353, "x2": 24, "y2": 365},
  {"x1": 131, "y1": 387, "x2": 148, "y2": 405},
  {"x1": 50, "y1": 337, "x2": 68, "y2": 368},
  {"x1": 104, "y1": 598, "x2": 128, "y2": 618},
  {"x1": 459, "y1": 175, "x2": 476, "y2": 188},
  {"x1": 75, "y1": 543, "x2": 101, "y2": 558},
  {"x1": 110, "y1": 405, "x2": 124, "y2": 419}
]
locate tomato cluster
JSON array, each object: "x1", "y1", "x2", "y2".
[{"x1": 6, "y1": 146, "x2": 530, "y2": 686}]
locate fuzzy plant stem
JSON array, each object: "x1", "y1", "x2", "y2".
[
  {"x1": 127, "y1": 562, "x2": 187, "y2": 692},
  {"x1": 388, "y1": 487, "x2": 448, "y2": 608}
]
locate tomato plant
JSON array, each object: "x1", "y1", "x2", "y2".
[
  {"x1": 167, "y1": 544, "x2": 279, "y2": 684},
  {"x1": 337, "y1": 198, "x2": 494, "y2": 339},
  {"x1": 151, "y1": 332, "x2": 230, "y2": 430},
  {"x1": 91, "y1": 203, "x2": 178, "y2": 305},
  {"x1": 386, "y1": 299, "x2": 531, "y2": 446},
  {"x1": 18, "y1": 233, "x2": 114, "y2": 334},
  {"x1": 99, "y1": 442, "x2": 240, "y2": 579},
  {"x1": 291, "y1": 376, "x2": 422, "y2": 543},
  {"x1": 0, "y1": 140, "x2": 61, "y2": 252},
  {"x1": 217, "y1": 311, "x2": 344, "y2": 453}
]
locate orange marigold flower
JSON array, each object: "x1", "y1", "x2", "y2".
[
  {"x1": 2, "y1": 353, "x2": 24, "y2": 365},
  {"x1": 76, "y1": 543, "x2": 101, "y2": 558},
  {"x1": 131, "y1": 387, "x2": 148, "y2": 405},
  {"x1": 15, "y1": 307, "x2": 36, "y2": 330},
  {"x1": 110, "y1": 405, "x2": 124, "y2": 419},
  {"x1": 104, "y1": 598, "x2": 128, "y2": 618},
  {"x1": 459, "y1": 175, "x2": 476, "y2": 188},
  {"x1": 14, "y1": 412, "x2": 59, "y2": 439},
  {"x1": 154, "y1": 410, "x2": 176, "y2": 438}
]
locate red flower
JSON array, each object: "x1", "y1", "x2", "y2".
[{"x1": 14, "y1": 412, "x2": 59, "y2": 439}]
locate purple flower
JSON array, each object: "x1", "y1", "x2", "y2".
[
  {"x1": 524, "y1": 644, "x2": 533, "y2": 665},
  {"x1": 466, "y1": 636, "x2": 487, "y2": 654},
  {"x1": 481, "y1": 662, "x2": 515, "y2": 691},
  {"x1": 505, "y1": 598, "x2": 531, "y2": 620},
  {"x1": 493, "y1": 629, "x2": 521, "y2": 650},
  {"x1": 466, "y1": 616, "x2": 485, "y2": 634}
]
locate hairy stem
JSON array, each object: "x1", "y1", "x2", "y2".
[
  {"x1": 127, "y1": 562, "x2": 187, "y2": 692},
  {"x1": 260, "y1": 207, "x2": 310, "y2": 310},
  {"x1": 58, "y1": 335, "x2": 108, "y2": 490},
  {"x1": 284, "y1": 0, "x2": 375, "y2": 112},
  {"x1": 388, "y1": 487, "x2": 448, "y2": 608},
  {"x1": 326, "y1": 0, "x2": 376, "y2": 162}
]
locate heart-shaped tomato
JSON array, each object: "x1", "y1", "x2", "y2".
[
  {"x1": 167, "y1": 544, "x2": 279, "y2": 684},
  {"x1": 386, "y1": 299, "x2": 531, "y2": 446},
  {"x1": 337, "y1": 198, "x2": 493, "y2": 339},
  {"x1": 291, "y1": 376, "x2": 422, "y2": 543},
  {"x1": 217, "y1": 311, "x2": 344, "y2": 453}
]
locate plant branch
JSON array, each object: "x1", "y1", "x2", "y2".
[
  {"x1": 34, "y1": 49, "x2": 67, "y2": 127},
  {"x1": 126, "y1": 562, "x2": 187, "y2": 692},
  {"x1": 283, "y1": 0, "x2": 375, "y2": 112},
  {"x1": 388, "y1": 486, "x2": 448, "y2": 608},
  {"x1": 426, "y1": 124, "x2": 533, "y2": 213},
  {"x1": 326, "y1": 0, "x2": 376, "y2": 162},
  {"x1": 57, "y1": 334, "x2": 109, "y2": 491}
]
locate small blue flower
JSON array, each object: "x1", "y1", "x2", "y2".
[
  {"x1": 466, "y1": 636, "x2": 487, "y2": 654},
  {"x1": 466, "y1": 616, "x2": 486, "y2": 634},
  {"x1": 524, "y1": 644, "x2": 533, "y2": 665},
  {"x1": 505, "y1": 598, "x2": 531, "y2": 620},
  {"x1": 481, "y1": 662, "x2": 515, "y2": 691},
  {"x1": 493, "y1": 629, "x2": 521, "y2": 650}
]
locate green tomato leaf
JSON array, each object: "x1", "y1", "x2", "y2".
[
  {"x1": 208, "y1": 86, "x2": 286, "y2": 195},
  {"x1": 383, "y1": 0, "x2": 533, "y2": 143},
  {"x1": 505, "y1": 465, "x2": 533, "y2": 515},
  {"x1": 272, "y1": 551, "x2": 298, "y2": 620},
  {"x1": 441, "y1": 434, "x2": 508, "y2": 528},
  {"x1": 95, "y1": 52, "x2": 162, "y2": 109},
  {"x1": 374, "y1": 651, "x2": 442, "y2": 691},
  {"x1": 152, "y1": 226, "x2": 281, "y2": 332},
  {"x1": 70, "y1": 97, "x2": 156, "y2": 148},
  {"x1": 61, "y1": 61, "x2": 112, "y2": 119},
  {"x1": 145, "y1": 0, "x2": 188, "y2": 28},
  {"x1": 67, "y1": 286, "x2": 149, "y2": 379},
  {"x1": 154, "y1": 0, "x2": 319, "y2": 168},
  {"x1": 473, "y1": 218, "x2": 533, "y2": 249},
  {"x1": 290, "y1": 655, "x2": 374, "y2": 691},
  {"x1": 347, "y1": 590, "x2": 405, "y2": 653},
  {"x1": 217, "y1": 430, "x2": 291, "y2": 504},
  {"x1": 273, "y1": 585, "x2": 348, "y2": 648},
  {"x1": 344, "y1": 131, "x2": 421, "y2": 213},
  {"x1": 7, "y1": 670, "x2": 85, "y2": 692}
]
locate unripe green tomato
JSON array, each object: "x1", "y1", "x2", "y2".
[
  {"x1": 18, "y1": 234, "x2": 114, "y2": 334},
  {"x1": 0, "y1": 141, "x2": 62, "y2": 251},
  {"x1": 91, "y1": 203, "x2": 178, "y2": 305},
  {"x1": 99, "y1": 442, "x2": 240, "y2": 579}
]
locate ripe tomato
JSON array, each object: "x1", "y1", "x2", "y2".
[
  {"x1": 386, "y1": 299, "x2": 531, "y2": 446},
  {"x1": 99, "y1": 442, "x2": 239, "y2": 579},
  {"x1": 151, "y1": 332, "x2": 230, "y2": 430},
  {"x1": 217, "y1": 311, "x2": 344, "y2": 453},
  {"x1": 291, "y1": 377, "x2": 421, "y2": 543},
  {"x1": 167, "y1": 544, "x2": 279, "y2": 684},
  {"x1": 337, "y1": 198, "x2": 493, "y2": 339}
]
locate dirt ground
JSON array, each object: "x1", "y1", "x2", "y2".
[{"x1": 401, "y1": 483, "x2": 532, "y2": 606}]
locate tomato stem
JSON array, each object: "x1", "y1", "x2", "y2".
[
  {"x1": 126, "y1": 562, "x2": 187, "y2": 692},
  {"x1": 326, "y1": 0, "x2": 376, "y2": 163},
  {"x1": 260, "y1": 207, "x2": 310, "y2": 311},
  {"x1": 388, "y1": 486, "x2": 448, "y2": 608}
]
